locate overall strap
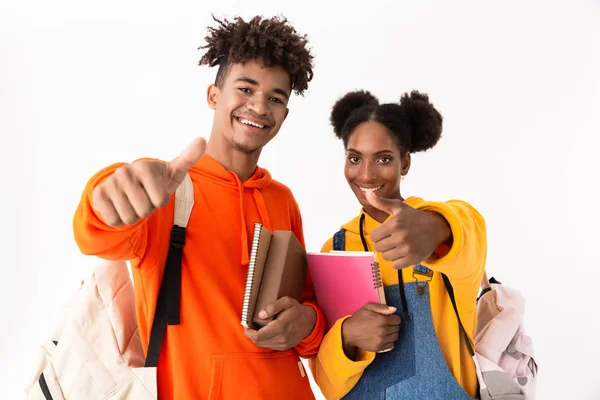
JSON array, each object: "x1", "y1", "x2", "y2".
[
  {"x1": 332, "y1": 228, "x2": 346, "y2": 251},
  {"x1": 145, "y1": 173, "x2": 195, "y2": 368}
]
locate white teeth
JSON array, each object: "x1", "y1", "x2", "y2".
[
  {"x1": 239, "y1": 118, "x2": 265, "y2": 129},
  {"x1": 359, "y1": 186, "x2": 382, "y2": 192}
]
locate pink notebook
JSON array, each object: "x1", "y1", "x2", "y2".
[{"x1": 307, "y1": 251, "x2": 386, "y2": 332}]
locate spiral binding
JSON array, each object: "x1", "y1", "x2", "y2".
[
  {"x1": 241, "y1": 223, "x2": 263, "y2": 326},
  {"x1": 371, "y1": 261, "x2": 383, "y2": 289}
]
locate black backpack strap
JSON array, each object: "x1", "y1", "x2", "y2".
[
  {"x1": 166, "y1": 226, "x2": 186, "y2": 325},
  {"x1": 144, "y1": 224, "x2": 187, "y2": 368},
  {"x1": 477, "y1": 276, "x2": 500, "y2": 302},
  {"x1": 442, "y1": 273, "x2": 482, "y2": 398},
  {"x1": 441, "y1": 273, "x2": 475, "y2": 357},
  {"x1": 332, "y1": 229, "x2": 346, "y2": 251},
  {"x1": 37, "y1": 373, "x2": 53, "y2": 400},
  {"x1": 143, "y1": 173, "x2": 194, "y2": 368}
]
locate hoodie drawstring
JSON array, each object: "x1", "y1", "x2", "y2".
[
  {"x1": 234, "y1": 177, "x2": 250, "y2": 266},
  {"x1": 252, "y1": 190, "x2": 272, "y2": 232},
  {"x1": 358, "y1": 213, "x2": 368, "y2": 251},
  {"x1": 233, "y1": 175, "x2": 272, "y2": 266}
]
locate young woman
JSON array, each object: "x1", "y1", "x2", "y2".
[{"x1": 309, "y1": 90, "x2": 487, "y2": 399}]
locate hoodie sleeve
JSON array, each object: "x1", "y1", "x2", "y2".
[
  {"x1": 308, "y1": 237, "x2": 376, "y2": 400},
  {"x1": 415, "y1": 199, "x2": 487, "y2": 288},
  {"x1": 291, "y1": 201, "x2": 326, "y2": 358},
  {"x1": 72, "y1": 162, "x2": 151, "y2": 261}
]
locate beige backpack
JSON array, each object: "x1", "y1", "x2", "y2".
[{"x1": 24, "y1": 174, "x2": 194, "y2": 400}]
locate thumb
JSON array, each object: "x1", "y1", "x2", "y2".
[
  {"x1": 362, "y1": 303, "x2": 397, "y2": 315},
  {"x1": 364, "y1": 190, "x2": 405, "y2": 216},
  {"x1": 166, "y1": 137, "x2": 206, "y2": 192},
  {"x1": 258, "y1": 297, "x2": 295, "y2": 319}
]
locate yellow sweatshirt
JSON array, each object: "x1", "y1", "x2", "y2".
[{"x1": 308, "y1": 196, "x2": 487, "y2": 399}]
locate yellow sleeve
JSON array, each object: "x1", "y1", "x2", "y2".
[
  {"x1": 308, "y1": 317, "x2": 375, "y2": 400},
  {"x1": 417, "y1": 199, "x2": 487, "y2": 288},
  {"x1": 321, "y1": 237, "x2": 334, "y2": 253},
  {"x1": 307, "y1": 238, "x2": 376, "y2": 400}
]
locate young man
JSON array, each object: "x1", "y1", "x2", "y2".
[{"x1": 73, "y1": 15, "x2": 324, "y2": 399}]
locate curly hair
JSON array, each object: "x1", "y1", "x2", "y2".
[
  {"x1": 198, "y1": 15, "x2": 314, "y2": 96},
  {"x1": 330, "y1": 90, "x2": 443, "y2": 154}
]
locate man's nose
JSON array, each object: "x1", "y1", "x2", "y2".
[{"x1": 246, "y1": 93, "x2": 269, "y2": 116}]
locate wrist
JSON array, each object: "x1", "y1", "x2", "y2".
[
  {"x1": 302, "y1": 305, "x2": 317, "y2": 334},
  {"x1": 341, "y1": 318, "x2": 358, "y2": 360},
  {"x1": 428, "y1": 211, "x2": 452, "y2": 246}
]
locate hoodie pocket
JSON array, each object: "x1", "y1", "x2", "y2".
[{"x1": 207, "y1": 350, "x2": 314, "y2": 400}]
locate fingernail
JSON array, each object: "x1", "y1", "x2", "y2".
[
  {"x1": 388, "y1": 307, "x2": 397, "y2": 312},
  {"x1": 258, "y1": 310, "x2": 267, "y2": 319}
]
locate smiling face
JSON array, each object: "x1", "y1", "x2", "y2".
[
  {"x1": 345, "y1": 120, "x2": 411, "y2": 215},
  {"x1": 207, "y1": 59, "x2": 291, "y2": 155}
]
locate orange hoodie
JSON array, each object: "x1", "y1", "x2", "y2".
[{"x1": 73, "y1": 154, "x2": 325, "y2": 400}]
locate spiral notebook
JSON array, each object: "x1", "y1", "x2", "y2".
[
  {"x1": 241, "y1": 223, "x2": 308, "y2": 329},
  {"x1": 307, "y1": 251, "x2": 386, "y2": 331}
]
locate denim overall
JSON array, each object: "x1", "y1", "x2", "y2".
[{"x1": 333, "y1": 228, "x2": 474, "y2": 400}]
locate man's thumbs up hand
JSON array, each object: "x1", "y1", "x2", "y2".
[
  {"x1": 92, "y1": 137, "x2": 206, "y2": 227},
  {"x1": 165, "y1": 137, "x2": 206, "y2": 194}
]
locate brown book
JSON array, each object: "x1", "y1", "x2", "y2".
[{"x1": 241, "y1": 222, "x2": 308, "y2": 329}]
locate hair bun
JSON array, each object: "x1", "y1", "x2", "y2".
[
  {"x1": 330, "y1": 90, "x2": 379, "y2": 138},
  {"x1": 399, "y1": 90, "x2": 443, "y2": 152}
]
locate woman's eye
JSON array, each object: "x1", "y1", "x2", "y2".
[
  {"x1": 378, "y1": 157, "x2": 392, "y2": 164},
  {"x1": 348, "y1": 156, "x2": 360, "y2": 164}
]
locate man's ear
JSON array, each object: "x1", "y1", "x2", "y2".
[
  {"x1": 207, "y1": 84, "x2": 219, "y2": 110},
  {"x1": 283, "y1": 107, "x2": 289, "y2": 121}
]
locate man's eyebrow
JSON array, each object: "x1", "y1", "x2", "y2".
[
  {"x1": 234, "y1": 77, "x2": 290, "y2": 100},
  {"x1": 273, "y1": 88, "x2": 290, "y2": 100},
  {"x1": 234, "y1": 77, "x2": 259, "y2": 86}
]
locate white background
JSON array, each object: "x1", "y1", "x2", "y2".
[{"x1": 1, "y1": 0, "x2": 599, "y2": 398}]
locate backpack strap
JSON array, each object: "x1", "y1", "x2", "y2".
[
  {"x1": 441, "y1": 273, "x2": 475, "y2": 357},
  {"x1": 332, "y1": 229, "x2": 346, "y2": 251},
  {"x1": 443, "y1": 273, "x2": 484, "y2": 399},
  {"x1": 145, "y1": 173, "x2": 194, "y2": 368},
  {"x1": 167, "y1": 174, "x2": 194, "y2": 325}
]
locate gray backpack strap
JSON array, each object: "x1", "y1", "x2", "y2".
[{"x1": 332, "y1": 229, "x2": 346, "y2": 251}]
